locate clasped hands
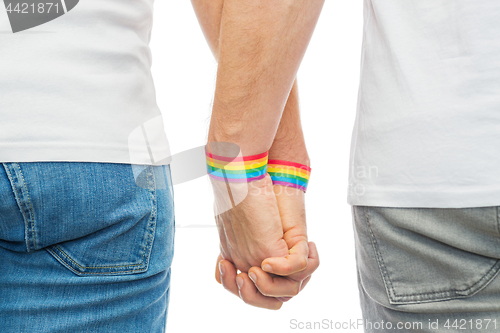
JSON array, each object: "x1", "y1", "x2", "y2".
[{"x1": 211, "y1": 173, "x2": 319, "y2": 310}]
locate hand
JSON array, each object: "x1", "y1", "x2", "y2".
[
  {"x1": 212, "y1": 174, "x2": 290, "y2": 273},
  {"x1": 215, "y1": 241, "x2": 319, "y2": 310},
  {"x1": 215, "y1": 185, "x2": 320, "y2": 309}
]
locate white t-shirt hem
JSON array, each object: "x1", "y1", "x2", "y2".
[
  {"x1": 0, "y1": 146, "x2": 172, "y2": 166},
  {"x1": 347, "y1": 186, "x2": 500, "y2": 208}
]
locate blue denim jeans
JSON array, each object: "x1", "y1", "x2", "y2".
[
  {"x1": 352, "y1": 206, "x2": 500, "y2": 332},
  {"x1": 0, "y1": 162, "x2": 175, "y2": 332}
]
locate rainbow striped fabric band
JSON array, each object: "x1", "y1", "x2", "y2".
[
  {"x1": 206, "y1": 150, "x2": 269, "y2": 183},
  {"x1": 267, "y1": 159, "x2": 311, "y2": 192}
]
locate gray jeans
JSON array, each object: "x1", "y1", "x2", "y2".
[{"x1": 352, "y1": 206, "x2": 500, "y2": 332}]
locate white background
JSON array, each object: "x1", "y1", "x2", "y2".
[{"x1": 150, "y1": 1, "x2": 364, "y2": 332}]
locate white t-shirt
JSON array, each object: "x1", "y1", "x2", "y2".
[
  {"x1": 0, "y1": 0, "x2": 171, "y2": 166},
  {"x1": 347, "y1": 0, "x2": 500, "y2": 208}
]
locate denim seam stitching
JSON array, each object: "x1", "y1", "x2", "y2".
[
  {"x1": 2, "y1": 163, "x2": 33, "y2": 252},
  {"x1": 136, "y1": 165, "x2": 155, "y2": 271},
  {"x1": 52, "y1": 245, "x2": 146, "y2": 269},
  {"x1": 365, "y1": 207, "x2": 500, "y2": 302},
  {"x1": 142, "y1": 165, "x2": 158, "y2": 270},
  {"x1": 388, "y1": 259, "x2": 500, "y2": 299},
  {"x1": 386, "y1": 263, "x2": 500, "y2": 305},
  {"x1": 363, "y1": 206, "x2": 397, "y2": 301},
  {"x1": 47, "y1": 165, "x2": 157, "y2": 274},
  {"x1": 16, "y1": 163, "x2": 37, "y2": 251},
  {"x1": 47, "y1": 248, "x2": 147, "y2": 275},
  {"x1": 496, "y1": 207, "x2": 500, "y2": 236}
]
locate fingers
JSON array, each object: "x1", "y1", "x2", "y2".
[
  {"x1": 260, "y1": 239, "x2": 309, "y2": 276},
  {"x1": 247, "y1": 267, "x2": 302, "y2": 297},
  {"x1": 215, "y1": 242, "x2": 319, "y2": 308},
  {"x1": 299, "y1": 275, "x2": 312, "y2": 292},
  {"x1": 218, "y1": 258, "x2": 240, "y2": 298},
  {"x1": 282, "y1": 241, "x2": 320, "y2": 282},
  {"x1": 304, "y1": 241, "x2": 320, "y2": 279},
  {"x1": 236, "y1": 272, "x2": 283, "y2": 310},
  {"x1": 275, "y1": 297, "x2": 292, "y2": 302},
  {"x1": 215, "y1": 254, "x2": 223, "y2": 284},
  {"x1": 246, "y1": 241, "x2": 320, "y2": 298},
  {"x1": 216, "y1": 256, "x2": 285, "y2": 310}
]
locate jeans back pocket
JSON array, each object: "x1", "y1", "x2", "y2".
[
  {"x1": 2, "y1": 162, "x2": 160, "y2": 277},
  {"x1": 354, "y1": 205, "x2": 500, "y2": 305},
  {"x1": 45, "y1": 163, "x2": 158, "y2": 276}
]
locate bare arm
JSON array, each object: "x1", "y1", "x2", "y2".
[
  {"x1": 205, "y1": 0, "x2": 324, "y2": 156},
  {"x1": 192, "y1": 0, "x2": 311, "y2": 164}
]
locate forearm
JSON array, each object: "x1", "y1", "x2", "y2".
[
  {"x1": 197, "y1": 0, "x2": 324, "y2": 156},
  {"x1": 191, "y1": 0, "x2": 223, "y2": 60},
  {"x1": 192, "y1": 0, "x2": 318, "y2": 161},
  {"x1": 269, "y1": 80, "x2": 310, "y2": 166}
]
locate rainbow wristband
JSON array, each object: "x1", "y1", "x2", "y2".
[
  {"x1": 267, "y1": 159, "x2": 311, "y2": 192},
  {"x1": 206, "y1": 150, "x2": 268, "y2": 183}
]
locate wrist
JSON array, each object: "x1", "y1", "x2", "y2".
[
  {"x1": 268, "y1": 146, "x2": 310, "y2": 168},
  {"x1": 268, "y1": 128, "x2": 309, "y2": 167},
  {"x1": 206, "y1": 146, "x2": 272, "y2": 215},
  {"x1": 208, "y1": 130, "x2": 274, "y2": 157},
  {"x1": 206, "y1": 147, "x2": 269, "y2": 183},
  {"x1": 267, "y1": 159, "x2": 311, "y2": 193}
]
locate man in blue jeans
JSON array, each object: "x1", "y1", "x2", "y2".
[{"x1": 2, "y1": 1, "x2": 500, "y2": 333}]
